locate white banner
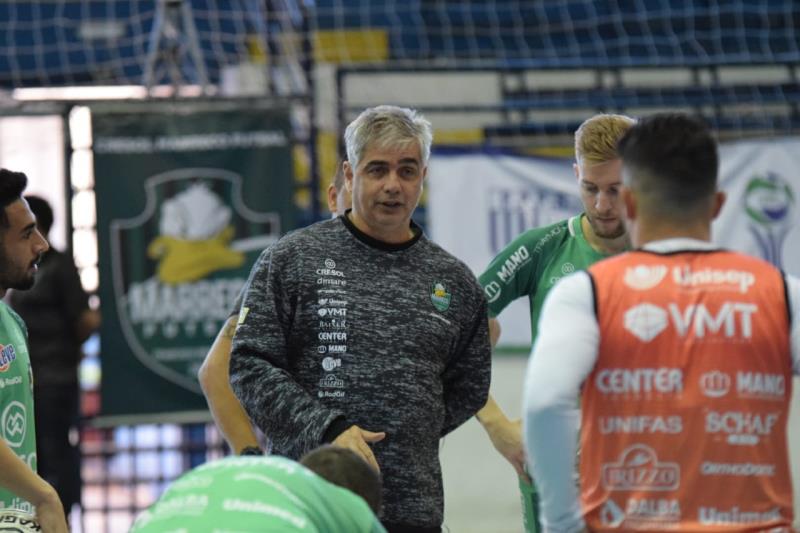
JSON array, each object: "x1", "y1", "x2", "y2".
[
  {"x1": 428, "y1": 139, "x2": 800, "y2": 348},
  {"x1": 714, "y1": 137, "x2": 800, "y2": 274}
]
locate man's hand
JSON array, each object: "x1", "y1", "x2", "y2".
[
  {"x1": 33, "y1": 487, "x2": 68, "y2": 533},
  {"x1": 487, "y1": 418, "x2": 528, "y2": 480},
  {"x1": 332, "y1": 425, "x2": 386, "y2": 472}
]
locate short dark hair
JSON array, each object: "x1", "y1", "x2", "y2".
[
  {"x1": 0, "y1": 169, "x2": 28, "y2": 229},
  {"x1": 617, "y1": 113, "x2": 718, "y2": 218},
  {"x1": 300, "y1": 445, "x2": 382, "y2": 514},
  {"x1": 24, "y1": 196, "x2": 53, "y2": 236}
]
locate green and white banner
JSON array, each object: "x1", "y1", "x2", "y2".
[
  {"x1": 92, "y1": 102, "x2": 293, "y2": 421},
  {"x1": 428, "y1": 138, "x2": 800, "y2": 349}
]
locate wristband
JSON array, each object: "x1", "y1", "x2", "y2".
[{"x1": 239, "y1": 446, "x2": 263, "y2": 456}]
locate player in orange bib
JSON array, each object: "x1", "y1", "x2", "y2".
[{"x1": 523, "y1": 113, "x2": 800, "y2": 532}]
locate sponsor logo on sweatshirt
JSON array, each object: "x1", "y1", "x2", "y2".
[
  {"x1": 319, "y1": 375, "x2": 344, "y2": 389},
  {"x1": 321, "y1": 357, "x2": 341, "y2": 371}
]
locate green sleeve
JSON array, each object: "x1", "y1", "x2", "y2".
[
  {"x1": 478, "y1": 224, "x2": 558, "y2": 317},
  {"x1": 6, "y1": 306, "x2": 28, "y2": 340}
]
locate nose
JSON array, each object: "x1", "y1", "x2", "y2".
[
  {"x1": 34, "y1": 229, "x2": 49, "y2": 254},
  {"x1": 383, "y1": 169, "x2": 402, "y2": 194},
  {"x1": 595, "y1": 191, "x2": 613, "y2": 213}
]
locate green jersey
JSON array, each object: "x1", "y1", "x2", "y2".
[
  {"x1": 479, "y1": 215, "x2": 612, "y2": 343},
  {"x1": 0, "y1": 302, "x2": 36, "y2": 514},
  {"x1": 131, "y1": 456, "x2": 386, "y2": 533}
]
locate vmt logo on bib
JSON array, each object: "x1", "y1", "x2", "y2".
[
  {"x1": 744, "y1": 172, "x2": 795, "y2": 268},
  {"x1": 111, "y1": 170, "x2": 280, "y2": 392}
]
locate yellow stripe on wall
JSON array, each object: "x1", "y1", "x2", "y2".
[{"x1": 314, "y1": 29, "x2": 389, "y2": 63}]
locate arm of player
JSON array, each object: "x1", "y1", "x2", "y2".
[
  {"x1": 0, "y1": 440, "x2": 67, "y2": 533},
  {"x1": 440, "y1": 290, "x2": 492, "y2": 437},
  {"x1": 198, "y1": 314, "x2": 261, "y2": 454},
  {"x1": 230, "y1": 246, "x2": 347, "y2": 457},
  {"x1": 488, "y1": 317, "x2": 501, "y2": 346},
  {"x1": 523, "y1": 271, "x2": 598, "y2": 533},
  {"x1": 477, "y1": 227, "x2": 542, "y2": 326},
  {"x1": 476, "y1": 316, "x2": 528, "y2": 478},
  {"x1": 476, "y1": 395, "x2": 526, "y2": 478},
  {"x1": 787, "y1": 274, "x2": 800, "y2": 375}
]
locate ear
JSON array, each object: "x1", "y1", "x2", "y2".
[
  {"x1": 326, "y1": 184, "x2": 338, "y2": 214},
  {"x1": 622, "y1": 186, "x2": 637, "y2": 221},
  {"x1": 711, "y1": 190, "x2": 726, "y2": 220},
  {"x1": 343, "y1": 161, "x2": 354, "y2": 193},
  {"x1": 573, "y1": 162, "x2": 580, "y2": 181}
]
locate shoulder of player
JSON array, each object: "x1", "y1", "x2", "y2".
[
  {"x1": 416, "y1": 237, "x2": 474, "y2": 276},
  {"x1": 415, "y1": 238, "x2": 485, "y2": 295},
  {"x1": 0, "y1": 302, "x2": 27, "y2": 338},
  {"x1": 504, "y1": 217, "x2": 573, "y2": 258},
  {"x1": 269, "y1": 219, "x2": 343, "y2": 257}
]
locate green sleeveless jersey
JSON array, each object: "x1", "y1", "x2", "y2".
[
  {"x1": 479, "y1": 215, "x2": 612, "y2": 343},
  {"x1": 131, "y1": 456, "x2": 386, "y2": 532},
  {"x1": 0, "y1": 302, "x2": 37, "y2": 514}
]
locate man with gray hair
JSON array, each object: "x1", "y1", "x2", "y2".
[{"x1": 230, "y1": 105, "x2": 492, "y2": 532}]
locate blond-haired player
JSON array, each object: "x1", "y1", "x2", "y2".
[{"x1": 476, "y1": 114, "x2": 635, "y2": 533}]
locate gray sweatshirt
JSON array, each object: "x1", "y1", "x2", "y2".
[{"x1": 230, "y1": 215, "x2": 491, "y2": 528}]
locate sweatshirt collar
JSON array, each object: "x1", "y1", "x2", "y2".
[{"x1": 340, "y1": 209, "x2": 422, "y2": 252}]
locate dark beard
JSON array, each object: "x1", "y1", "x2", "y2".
[
  {"x1": 6, "y1": 275, "x2": 35, "y2": 291},
  {"x1": 588, "y1": 217, "x2": 626, "y2": 239},
  {"x1": 0, "y1": 250, "x2": 37, "y2": 292}
]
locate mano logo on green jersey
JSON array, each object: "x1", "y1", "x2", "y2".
[{"x1": 431, "y1": 283, "x2": 452, "y2": 312}]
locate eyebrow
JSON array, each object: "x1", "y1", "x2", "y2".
[
  {"x1": 365, "y1": 158, "x2": 420, "y2": 167},
  {"x1": 580, "y1": 179, "x2": 621, "y2": 186},
  {"x1": 20, "y1": 222, "x2": 36, "y2": 235}
]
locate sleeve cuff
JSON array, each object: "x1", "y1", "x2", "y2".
[{"x1": 322, "y1": 416, "x2": 350, "y2": 443}]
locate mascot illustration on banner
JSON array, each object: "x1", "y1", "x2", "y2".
[
  {"x1": 147, "y1": 182, "x2": 245, "y2": 284},
  {"x1": 111, "y1": 168, "x2": 280, "y2": 392}
]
